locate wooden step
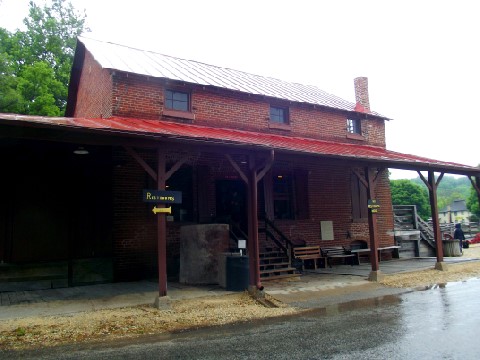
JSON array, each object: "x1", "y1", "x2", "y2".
[
  {"x1": 259, "y1": 252, "x2": 285, "y2": 258},
  {"x1": 259, "y1": 262, "x2": 290, "y2": 269},
  {"x1": 259, "y1": 258, "x2": 289, "y2": 265}
]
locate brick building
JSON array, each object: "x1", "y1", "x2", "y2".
[{"x1": 1, "y1": 37, "x2": 479, "y2": 293}]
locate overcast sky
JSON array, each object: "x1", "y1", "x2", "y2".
[{"x1": 1, "y1": 0, "x2": 478, "y2": 179}]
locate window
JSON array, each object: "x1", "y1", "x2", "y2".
[
  {"x1": 165, "y1": 90, "x2": 190, "y2": 112},
  {"x1": 270, "y1": 106, "x2": 288, "y2": 124},
  {"x1": 270, "y1": 170, "x2": 309, "y2": 220},
  {"x1": 350, "y1": 172, "x2": 368, "y2": 221},
  {"x1": 347, "y1": 118, "x2": 361, "y2": 135},
  {"x1": 273, "y1": 174, "x2": 294, "y2": 219}
]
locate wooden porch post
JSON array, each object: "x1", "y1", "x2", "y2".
[
  {"x1": 157, "y1": 148, "x2": 167, "y2": 297},
  {"x1": 227, "y1": 151, "x2": 273, "y2": 295},
  {"x1": 424, "y1": 171, "x2": 446, "y2": 269},
  {"x1": 247, "y1": 154, "x2": 261, "y2": 292},
  {"x1": 365, "y1": 167, "x2": 382, "y2": 281}
]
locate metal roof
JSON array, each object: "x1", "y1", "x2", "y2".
[
  {"x1": 1, "y1": 113, "x2": 478, "y2": 176},
  {"x1": 78, "y1": 36, "x2": 387, "y2": 119},
  {"x1": 440, "y1": 200, "x2": 468, "y2": 213}
]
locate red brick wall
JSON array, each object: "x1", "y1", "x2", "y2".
[
  {"x1": 74, "y1": 51, "x2": 112, "y2": 118},
  {"x1": 111, "y1": 148, "x2": 394, "y2": 281},
  {"x1": 268, "y1": 157, "x2": 394, "y2": 248},
  {"x1": 111, "y1": 73, "x2": 163, "y2": 120},
  {"x1": 75, "y1": 68, "x2": 387, "y2": 148}
]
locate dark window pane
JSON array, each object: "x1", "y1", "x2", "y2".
[
  {"x1": 347, "y1": 119, "x2": 361, "y2": 134},
  {"x1": 165, "y1": 90, "x2": 189, "y2": 111},
  {"x1": 273, "y1": 174, "x2": 293, "y2": 219},
  {"x1": 270, "y1": 106, "x2": 287, "y2": 124}
]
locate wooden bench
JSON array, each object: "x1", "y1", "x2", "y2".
[
  {"x1": 350, "y1": 240, "x2": 370, "y2": 264},
  {"x1": 293, "y1": 246, "x2": 325, "y2": 270},
  {"x1": 350, "y1": 248, "x2": 371, "y2": 264},
  {"x1": 377, "y1": 246, "x2": 400, "y2": 261},
  {"x1": 321, "y1": 246, "x2": 357, "y2": 268}
]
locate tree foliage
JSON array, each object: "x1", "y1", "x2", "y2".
[
  {"x1": 390, "y1": 179, "x2": 431, "y2": 219},
  {"x1": 393, "y1": 175, "x2": 479, "y2": 221},
  {"x1": 467, "y1": 184, "x2": 480, "y2": 221},
  {"x1": 0, "y1": 0, "x2": 86, "y2": 115}
]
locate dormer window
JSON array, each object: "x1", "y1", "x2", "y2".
[
  {"x1": 347, "y1": 118, "x2": 361, "y2": 134},
  {"x1": 165, "y1": 89, "x2": 190, "y2": 111},
  {"x1": 270, "y1": 106, "x2": 289, "y2": 124},
  {"x1": 163, "y1": 89, "x2": 195, "y2": 120}
]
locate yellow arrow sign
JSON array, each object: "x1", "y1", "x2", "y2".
[{"x1": 152, "y1": 206, "x2": 172, "y2": 215}]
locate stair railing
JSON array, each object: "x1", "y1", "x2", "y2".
[
  {"x1": 228, "y1": 223, "x2": 248, "y2": 252},
  {"x1": 261, "y1": 217, "x2": 295, "y2": 264}
]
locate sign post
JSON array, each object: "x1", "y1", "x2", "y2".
[{"x1": 143, "y1": 185, "x2": 182, "y2": 299}]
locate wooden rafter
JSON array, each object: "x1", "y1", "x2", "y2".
[
  {"x1": 256, "y1": 149, "x2": 275, "y2": 183},
  {"x1": 225, "y1": 154, "x2": 248, "y2": 184},
  {"x1": 125, "y1": 146, "x2": 157, "y2": 181},
  {"x1": 165, "y1": 154, "x2": 189, "y2": 181},
  {"x1": 470, "y1": 176, "x2": 480, "y2": 195},
  {"x1": 353, "y1": 169, "x2": 368, "y2": 188}
]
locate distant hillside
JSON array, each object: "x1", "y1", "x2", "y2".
[{"x1": 411, "y1": 175, "x2": 470, "y2": 210}]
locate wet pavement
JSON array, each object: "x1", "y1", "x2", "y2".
[
  {"x1": 1, "y1": 256, "x2": 479, "y2": 320},
  {"x1": 6, "y1": 278, "x2": 480, "y2": 359}
]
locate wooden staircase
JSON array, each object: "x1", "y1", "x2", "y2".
[{"x1": 259, "y1": 248, "x2": 300, "y2": 281}]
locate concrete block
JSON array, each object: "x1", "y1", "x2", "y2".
[
  {"x1": 179, "y1": 224, "x2": 229, "y2": 284},
  {"x1": 368, "y1": 270, "x2": 385, "y2": 282}
]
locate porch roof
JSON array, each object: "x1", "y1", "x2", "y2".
[{"x1": 1, "y1": 113, "x2": 479, "y2": 177}]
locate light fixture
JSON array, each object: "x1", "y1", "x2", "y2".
[{"x1": 73, "y1": 146, "x2": 89, "y2": 155}]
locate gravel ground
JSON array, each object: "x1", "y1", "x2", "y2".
[{"x1": 1, "y1": 245, "x2": 479, "y2": 351}]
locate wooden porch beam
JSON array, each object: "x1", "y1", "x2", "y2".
[
  {"x1": 373, "y1": 168, "x2": 386, "y2": 185},
  {"x1": 436, "y1": 172, "x2": 445, "y2": 187},
  {"x1": 124, "y1": 146, "x2": 157, "y2": 181},
  {"x1": 225, "y1": 154, "x2": 248, "y2": 184},
  {"x1": 470, "y1": 176, "x2": 480, "y2": 195},
  {"x1": 165, "y1": 154, "x2": 189, "y2": 181},
  {"x1": 256, "y1": 149, "x2": 275, "y2": 182},
  {"x1": 353, "y1": 169, "x2": 368, "y2": 188},
  {"x1": 418, "y1": 171, "x2": 432, "y2": 191}
]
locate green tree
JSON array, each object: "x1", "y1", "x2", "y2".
[
  {"x1": 0, "y1": 0, "x2": 87, "y2": 115},
  {"x1": 390, "y1": 179, "x2": 431, "y2": 219},
  {"x1": 411, "y1": 175, "x2": 471, "y2": 211},
  {"x1": 17, "y1": 61, "x2": 65, "y2": 116},
  {"x1": 466, "y1": 184, "x2": 480, "y2": 221},
  {"x1": 0, "y1": 52, "x2": 22, "y2": 112}
]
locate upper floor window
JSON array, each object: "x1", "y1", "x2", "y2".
[
  {"x1": 347, "y1": 118, "x2": 361, "y2": 135},
  {"x1": 270, "y1": 106, "x2": 289, "y2": 124},
  {"x1": 165, "y1": 90, "x2": 190, "y2": 112}
]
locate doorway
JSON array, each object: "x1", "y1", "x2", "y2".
[{"x1": 215, "y1": 180, "x2": 247, "y2": 234}]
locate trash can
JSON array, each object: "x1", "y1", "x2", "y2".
[{"x1": 226, "y1": 255, "x2": 249, "y2": 291}]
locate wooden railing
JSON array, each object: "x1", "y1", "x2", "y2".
[
  {"x1": 393, "y1": 205, "x2": 479, "y2": 243},
  {"x1": 259, "y1": 218, "x2": 294, "y2": 263}
]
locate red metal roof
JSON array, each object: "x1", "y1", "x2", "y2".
[{"x1": 0, "y1": 114, "x2": 478, "y2": 175}]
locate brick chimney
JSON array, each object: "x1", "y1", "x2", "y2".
[{"x1": 354, "y1": 77, "x2": 370, "y2": 113}]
